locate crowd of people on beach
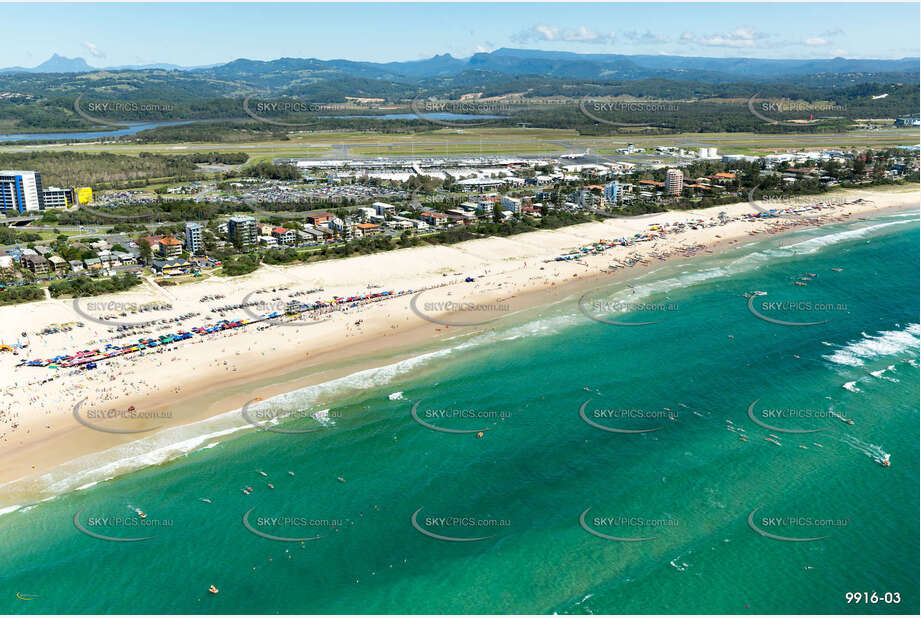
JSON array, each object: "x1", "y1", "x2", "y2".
[{"x1": 0, "y1": 194, "x2": 874, "y2": 461}]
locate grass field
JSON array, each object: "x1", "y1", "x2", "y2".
[{"x1": 1, "y1": 128, "x2": 915, "y2": 162}]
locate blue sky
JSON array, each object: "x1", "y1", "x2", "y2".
[{"x1": 2, "y1": 3, "x2": 918, "y2": 67}]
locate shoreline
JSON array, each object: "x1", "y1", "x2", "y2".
[{"x1": 1, "y1": 185, "x2": 917, "y2": 506}]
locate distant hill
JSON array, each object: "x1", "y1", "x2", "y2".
[
  {"x1": 0, "y1": 54, "x2": 219, "y2": 74},
  {"x1": 0, "y1": 47, "x2": 916, "y2": 135},
  {"x1": 461, "y1": 48, "x2": 921, "y2": 80},
  {"x1": 0, "y1": 53, "x2": 94, "y2": 74},
  {"x1": 185, "y1": 49, "x2": 919, "y2": 84},
  {"x1": 2, "y1": 49, "x2": 917, "y2": 83}
]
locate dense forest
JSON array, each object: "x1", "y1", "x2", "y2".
[
  {"x1": 0, "y1": 63, "x2": 916, "y2": 136},
  {"x1": 0, "y1": 151, "x2": 249, "y2": 187}
]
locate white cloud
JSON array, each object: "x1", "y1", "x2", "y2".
[
  {"x1": 514, "y1": 24, "x2": 614, "y2": 45},
  {"x1": 82, "y1": 42, "x2": 105, "y2": 58},
  {"x1": 695, "y1": 27, "x2": 766, "y2": 48},
  {"x1": 622, "y1": 30, "x2": 670, "y2": 44},
  {"x1": 803, "y1": 37, "x2": 828, "y2": 46}
]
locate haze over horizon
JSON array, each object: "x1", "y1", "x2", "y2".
[{"x1": 1, "y1": 2, "x2": 918, "y2": 69}]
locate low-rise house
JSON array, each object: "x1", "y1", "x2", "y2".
[
  {"x1": 68, "y1": 260, "x2": 84, "y2": 273},
  {"x1": 84, "y1": 257, "x2": 103, "y2": 270},
  {"x1": 0, "y1": 255, "x2": 14, "y2": 271},
  {"x1": 258, "y1": 235, "x2": 278, "y2": 247},
  {"x1": 190, "y1": 256, "x2": 214, "y2": 269},
  {"x1": 710, "y1": 172, "x2": 737, "y2": 184},
  {"x1": 113, "y1": 251, "x2": 136, "y2": 265}
]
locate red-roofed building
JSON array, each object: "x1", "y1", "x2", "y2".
[
  {"x1": 420, "y1": 211, "x2": 448, "y2": 227},
  {"x1": 139, "y1": 235, "x2": 164, "y2": 253},
  {"x1": 306, "y1": 211, "x2": 334, "y2": 226},
  {"x1": 354, "y1": 223, "x2": 381, "y2": 237},
  {"x1": 157, "y1": 236, "x2": 183, "y2": 258},
  {"x1": 271, "y1": 227, "x2": 296, "y2": 245}
]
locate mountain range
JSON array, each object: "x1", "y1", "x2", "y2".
[
  {"x1": 0, "y1": 53, "x2": 219, "y2": 74},
  {"x1": 2, "y1": 50, "x2": 917, "y2": 84}
]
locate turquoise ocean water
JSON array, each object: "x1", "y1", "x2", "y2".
[{"x1": 1, "y1": 209, "x2": 918, "y2": 614}]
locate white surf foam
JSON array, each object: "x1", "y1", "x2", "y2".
[
  {"x1": 869, "y1": 364, "x2": 899, "y2": 382},
  {"x1": 0, "y1": 505, "x2": 21, "y2": 518},
  {"x1": 839, "y1": 434, "x2": 889, "y2": 462},
  {"x1": 0, "y1": 345, "x2": 466, "y2": 508},
  {"x1": 311, "y1": 409, "x2": 334, "y2": 426},
  {"x1": 783, "y1": 219, "x2": 914, "y2": 255},
  {"x1": 823, "y1": 324, "x2": 920, "y2": 367}
]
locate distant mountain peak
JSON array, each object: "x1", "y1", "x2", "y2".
[{"x1": 34, "y1": 53, "x2": 95, "y2": 73}]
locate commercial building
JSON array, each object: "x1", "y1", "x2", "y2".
[
  {"x1": 0, "y1": 170, "x2": 44, "y2": 213},
  {"x1": 42, "y1": 186, "x2": 75, "y2": 209},
  {"x1": 184, "y1": 222, "x2": 203, "y2": 254},
  {"x1": 227, "y1": 216, "x2": 257, "y2": 248},
  {"x1": 665, "y1": 169, "x2": 684, "y2": 196},
  {"x1": 75, "y1": 187, "x2": 94, "y2": 204},
  {"x1": 151, "y1": 258, "x2": 193, "y2": 275}
]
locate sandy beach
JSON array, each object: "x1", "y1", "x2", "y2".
[{"x1": 1, "y1": 185, "x2": 917, "y2": 498}]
